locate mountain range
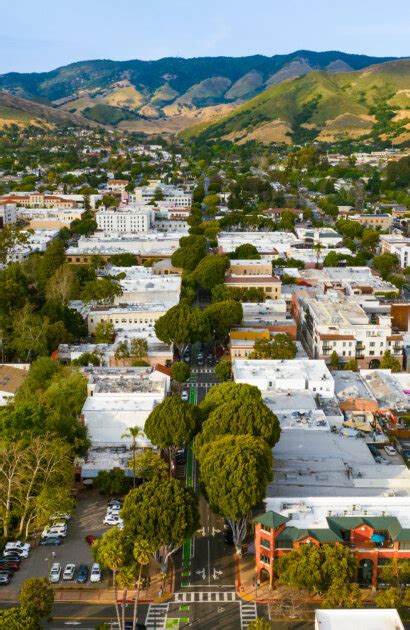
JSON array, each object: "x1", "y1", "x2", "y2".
[{"x1": 1, "y1": 51, "x2": 409, "y2": 145}]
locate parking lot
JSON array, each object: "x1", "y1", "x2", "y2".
[{"x1": 0, "y1": 491, "x2": 112, "y2": 598}]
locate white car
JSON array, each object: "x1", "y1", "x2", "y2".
[
  {"x1": 90, "y1": 563, "x2": 101, "y2": 583},
  {"x1": 63, "y1": 564, "x2": 76, "y2": 581},
  {"x1": 3, "y1": 548, "x2": 28, "y2": 559},
  {"x1": 49, "y1": 563, "x2": 61, "y2": 583},
  {"x1": 181, "y1": 390, "x2": 189, "y2": 402},
  {"x1": 103, "y1": 514, "x2": 123, "y2": 526},
  {"x1": 5, "y1": 541, "x2": 30, "y2": 554},
  {"x1": 50, "y1": 513, "x2": 71, "y2": 521},
  {"x1": 384, "y1": 445, "x2": 397, "y2": 456},
  {"x1": 42, "y1": 526, "x2": 67, "y2": 539}
]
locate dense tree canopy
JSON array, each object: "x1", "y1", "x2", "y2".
[
  {"x1": 250, "y1": 334, "x2": 297, "y2": 360},
  {"x1": 204, "y1": 300, "x2": 243, "y2": 340},
  {"x1": 199, "y1": 382, "x2": 263, "y2": 418},
  {"x1": 192, "y1": 254, "x2": 230, "y2": 290},
  {"x1": 155, "y1": 302, "x2": 211, "y2": 354}
]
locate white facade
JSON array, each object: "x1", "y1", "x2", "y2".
[
  {"x1": 96, "y1": 206, "x2": 152, "y2": 233},
  {"x1": 100, "y1": 265, "x2": 181, "y2": 305},
  {"x1": 295, "y1": 227, "x2": 343, "y2": 248},
  {"x1": 218, "y1": 231, "x2": 299, "y2": 257},
  {"x1": 130, "y1": 183, "x2": 192, "y2": 208},
  {"x1": 233, "y1": 359, "x2": 335, "y2": 398},
  {"x1": 0, "y1": 204, "x2": 17, "y2": 227},
  {"x1": 315, "y1": 608, "x2": 404, "y2": 630},
  {"x1": 380, "y1": 234, "x2": 410, "y2": 269},
  {"x1": 87, "y1": 302, "x2": 171, "y2": 333},
  {"x1": 66, "y1": 231, "x2": 182, "y2": 258},
  {"x1": 17, "y1": 206, "x2": 85, "y2": 226}
]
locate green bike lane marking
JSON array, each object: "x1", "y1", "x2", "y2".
[{"x1": 181, "y1": 384, "x2": 197, "y2": 587}]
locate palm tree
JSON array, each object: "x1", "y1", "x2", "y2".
[
  {"x1": 94, "y1": 529, "x2": 128, "y2": 629},
  {"x1": 122, "y1": 426, "x2": 144, "y2": 488},
  {"x1": 313, "y1": 241, "x2": 324, "y2": 268},
  {"x1": 132, "y1": 539, "x2": 155, "y2": 630}
]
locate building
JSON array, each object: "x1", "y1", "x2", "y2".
[
  {"x1": 314, "y1": 609, "x2": 404, "y2": 630},
  {"x1": 380, "y1": 235, "x2": 410, "y2": 269},
  {"x1": 228, "y1": 259, "x2": 273, "y2": 276},
  {"x1": 0, "y1": 364, "x2": 28, "y2": 406},
  {"x1": 66, "y1": 232, "x2": 182, "y2": 264},
  {"x1": 78, "y1": 366, "x2": 170, "y2": 477},
  {"x1": 87, "y1": 302, "x2": 171, "y2": 334},
  {"x1": 282, "y1": 266, "x2": 399, "y2": 297},
  {"x1": 295, "y1": 227, "x2": 343, "y2": 248},
  {"x1": 241, "y1": 299, "x2": 296, "y2": 333},
  {"x1": 17, "y1": 207, "x2": 85, "y2": 229},
  {"x1": 297, "y1": 292, "x2": 403, "y2": 368},
  {"x1": 107, "y1": 180, "x2": 129, "y2": 193},
  {"x1": 224, "y1": 275, "x2": 282, "y2": 300},
  {"x1": 230, "y1": 329, "x2": 302, "y2": 360},
  {"x1": 351, "y1": 214, "x2": 393, "y2": 230},
  {"x1": 233, "y1": 359, "x2": 334, "y2": 398},
  {"x1": 8, "y1": 229, "x2": 59, "y2": 262},
  {"x1": 0, "y1": 192, "x2": 81, "y2": 209},
  {"x1": 100, "y1": 265, "x2": 181, "y2": 306},
  {"x1": 0, "y1": 204, "x2": 17, "y2": 228},
  {"x1": 264, "y1": 207, "x2": 304, "y2": 222},
  {"x1": 129, "y1": 183, "x2": 192, "y2": 208},
  {"x1": 254, "y1": 496, "x2": 410, "y2": 588},
  {"x1": 95, "y1": 206, "x2": 153, "y2": 233},
  {"x1": 217, "y1": 231, "x2": 299, "y2": 259}
]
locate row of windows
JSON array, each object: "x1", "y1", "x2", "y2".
[{"x1": 90, "y1": 318, "x2": 157, "y2": 324}]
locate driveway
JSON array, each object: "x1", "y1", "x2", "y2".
[{"x1": 0, "y1": 490, "x2": 112, "y2": 599}]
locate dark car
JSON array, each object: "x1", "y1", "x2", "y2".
[
  {"x1": 176, "y1": 449, "x2": 186, "y2": 465},
  {"x1": 40, "y1": 536, "x2": 62, "y2": 546},
  {"x1": 108, "y1": 499, "x2": 123, "y2": 508},
  {"x1": 85, "y1": 535, "x2": 97, "y2": 546},
  {"x1": 0, "y1": 553, "x2": 21, "y2": 561},
  {"x1": 0, "y1": 573, "x2": 11, "y2": 585},
  {"x1": 0, "y1": 561, "x2": 19, "y2": 571},
  {"x1": 76, "y1": 564, "x2": 89, "y2": 583}
]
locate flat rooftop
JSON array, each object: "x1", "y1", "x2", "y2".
[
  {"x1": 314, "y1": 609, "x2": 404, "y2": 630},
  {"x1": 360, "y1": 370, "x2": 410, "y2": 410},
  {"x1": 233, "y1": 359, "x2": 334, "y2": 393},
  {"x1": 218, "y1": 231, "x2": 299, "y2": 254},
  {"x1": 333, "y1": 370, "x2": 377, "y2": 403}
]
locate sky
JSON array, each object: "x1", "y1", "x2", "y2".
[{"x1": 1, "y1": 0, "x2": 410, "y2": 74}]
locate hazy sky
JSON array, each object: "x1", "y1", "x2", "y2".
[{"x1": 1, "y1": 0, "x2": 410, "y2": 74}]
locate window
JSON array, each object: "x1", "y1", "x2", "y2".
[
  {"x1": 260, "y1": 538, "x2": 270, "y2": 550},
  {"x1": 369, "y1": 351, "x2": 375, "y2": 356},
  {"x1": 260, "y1": 554, "x2": 270, "y2": 565}
]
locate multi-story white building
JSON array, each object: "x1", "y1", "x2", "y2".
[
  {"x1": 87, "y1": 302, "x2": 172, "y2": 334},
  {"x1": 380, "y1": 234, "x2": 410, "y2": 269},
  {"x1": 297, "y1": 292, "x2": 403, "y2": 368},
  {"x1": 96, "y1": 206, "x2": 153, "y2": 233},
  {"x1": 0, "y1": 204, "x2": 17, "y2": 228},
  {"x1": 295, "y1": 227, "x2": 343, "y2": 248},
  {"x1": 17, "y1": 206, "x2": 85, "y2": 229},
  {"x1": 233, "y1": 358, "x2": 335, "y2": 398},
  {"x1": 129, "y1": 182, "x2": 192, "y2": 208}
]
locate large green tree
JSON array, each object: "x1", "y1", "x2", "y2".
[
  {"x1": 155, "y1": 302, "x2": 210, "y2": 356},
  {"x1": 380, "y1": 350, "x2": 401, "y2": 372},
  {"x1": 199, "y1": 434, "x2": 272, "y2": 554},
  {"x1": 373, "y1": 252, "x2": 399, "y2": 279},
  {"x1": 121, "y1": 476, "x2": 199, "y2": 570},
  {"x1": 249, "y1": 334, "x2": 297, "y2": 360},
  {"x1": 192, "y1": 255, "x2": 230, "y2": 291},
  {"x1": 19, "y1": 577, "x2": 54, "y2": 622},
  {"x1": 204, "y1": 300, "x2": 243, "y2": 340},
  {"x1": 194, "y1": 397, "x2": 280, "y2": 456},
  {"x1": 144, "y1": 396, "x2": 198, "y2": 465},
  {"x1": 199, "y1": 382, "x2": 263, "y2": 418}
]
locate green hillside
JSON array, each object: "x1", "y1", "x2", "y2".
[
  {"x1": 0, "y1": 51, "x2": 396, "y2": 133},
  {"x1": 184, "y1": 59, "x2": 410, "y2": 145}
]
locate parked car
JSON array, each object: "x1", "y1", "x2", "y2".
[
  {"x1": 206, "y1": 353, "x2": 214, "y2": 365},
  {"x1": 181, "y1": 390, "x2": 189, "y2": 402},
  {"x1": 85, "y1": 535, "x2": 97, "y2": 546},
  {"x1": 50, "y1": 513, "x2": 71, "y2": 521},
  {"x1": 76, "y1": 564, "x2": 89, "y2": 583},
  {"x1": 42, "y1": 526, "x2": 67, "y2": 538},
  {"x1": 197, "y1": 353, "x2": 204, "y2": 366},
  {"x1": 2, "y1": 552, "x2": 23, "y2": 561},
  {"x1": 3, "y1": 546, "x2": 29, "y2": 559},
  {"x1": 0, "y1": 560, "x2": 20, "y2": 572},
  {"x1": 183, "y1": 350, "x2": 191, "y2": 363},
  {"x1": 49, "y1": 563, "x2": 61, "y2": 583},
  {"x1": 40, "y1": 536, "x2": 62, "y2": 546},
  {"x1": 90, "y1": 563, "x2": 101, "y2": 583},
  {"x1": 0, "y1": 573, "x2": 11, "y2": 585},
  {"x1": 103, "y1": 514, "x2": 123, "y2": 526},
  {"x1": 176, "y1": 449, "x2": 186, "y2": 465},
  {"x1": 5, "y1": 541, "x2": 30, "y2": 554},
  {"x1": 108, "y1": 499, "x2": 122, "y2": 508},
  {"x1": 63, "y1": 564, "x2": 76, "y2": 581},
  {"x1": 106, "y1": 506, "x2": 121, "y2": 515},
  {"x1": 50, "y1": 521, "x2": 69, "y2": 529},
  {"x1": 384, "y1": 445, "x2": 397, "y2": 456}
]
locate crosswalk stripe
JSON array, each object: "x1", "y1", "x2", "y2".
[
  {"x1": 174, "y1": 591, "x2": 237, "y2": 603},
  {"x1": 145, "y1": 603, "x2": 169, "y2": 629},
  {"x1": 240, "y1": 601, "x2": 257, "y2": 629}
]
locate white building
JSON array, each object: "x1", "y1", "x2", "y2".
[
  {"x1": 79, "y1": 367, "x2": 170, "y2": 476},
  {"x1": 0, "y1": 204, "x2": 17, "y2": 228},
  {"x1": 87, "y1": 302, "x2": 171, "y2": 334},
  {"x1": 17, "y1": 206, "x2": 85, "y2": 228},
  {"x1": 218, "y1": 231, "x2": 300, "y2": 258},
  {"x1": 233, "y1": 359, "x2": 335, "y2": 398},
  {"x1": 96, "y1": 206, "x2": 153, "y2": 233},
  {"x1": 8, "y1": 229, "x2": 59, "y2": 262},
  {"x1": 99, "y1": 265, "x2": 181, "y2": 305},
  {"x1": 282, "y1": 266, "x2": 399, "y2": 296},
  {"x1": 66, "y1": 231, "x2": 183, "y2": 262},
  {"x1": 129, "y1": 183, "x2": 192, "y2": 208},
  {"x1": 315, "y1": 609, "x2": 404, "y2": 630},
  {"x1": 380, "y1": 234, "x2": 410, "y2": 269},
  {"x1": 295, "y1": 227, "x2": 343, "y2": 248},
  {"x1": 297, "y1": 292, "x2": 403, "y2": 368}
]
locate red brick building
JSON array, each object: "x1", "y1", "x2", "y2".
[{"x1": 254, "y1": 509, "x2": 410, "y2": 588}]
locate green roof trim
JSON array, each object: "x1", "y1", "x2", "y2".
[
  {"x1": 394, "y1": 529, "x2": 410, "y2": 542},
  {"x1": 254, "y1": 511, "x2": 288, "y2": 529},
  {"x1": 276, "y1": 526, "x2": 343, "y2": 544},
  {"x1": 327, "y1": 515, "x2": 402, "y2": 539}
]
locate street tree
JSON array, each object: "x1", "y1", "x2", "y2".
[
  {"x1": 94, "y1": 528, "x2": 131, "y2": 629},
  {"x1": 277, "y1": 544, "x2": 357, "y2": 594},
  {"x1": 380, "y1": 350, "x2": 401, "y2": 372},
  {"x1": 247, "y1": 620, "x2": 272, "y2": 630},
  {"x1": 94, "y1": 321, "x2": 115, "y2": 343},
  {"x1": 121, "y1": 426, "x2": 144, "y2": 488},
  {"x1": 375, "y1": 587, "x2": 409, "y2": 615},
  {"x1": 132, "y1": 539, "x2": 156, "y2": 630},
  {"x1": 329, "y1": 351, "x2": 339, "y2": 369},
  {"x1": 95, "y1": 469, "x2": 128, "y2": 495},
  {"x1": 200, "y1": 382, "x2": 263, "y2": 418},
  {"x1": 380, "y1": 559, "x2": 410, "y2": 587},
  {"x1": 19, "y1": 577, "x2": 54, "y2": 622},
  {"x1": 155, "y1": 303, "x2": 211, "y2": 356},
  {"x1": 230, "y1": 243, "x2": 261, "y2": 260},
  {"x1": 268, "y1": 586, "x2": 309, "y2": 621},
  {"x1": 131, "y1": 450, "x2": 168, "y2": 482},
  {"x1": 192, "y1": 255, "x2": 230, "y2": 291},
  {"x1": 205, "y1": 300, "x2": 243, "y2": 341},
  {"x1": 322, "y1": 581, "x2": 362, "y2": 609},
  {"x1": 144, "y1": 396, "x2": 198, "y2": 466},
  {"x1": 0, "y1": 607, "x2": 40, "y2": 629},
  {"x1": 45, "y1": 264, "x2": 79, "y2": 304},
  {"x1": 199, "y1": 435, "x2": 272, "y2": 554},
  {"x1": 121, "y1": 476, "x2": 199, "y2": 571},
  {"x1": 249, "y1": 334, "x2": 297, "y2": 360},
  {"x1": 373, "y1": 252, "x2": 399, "y2": 279},
  {"x1": 194, "y1": 398, "x2": 280, "y2": 457},
  {"x1": 171, "y1": 361, "x2": 190, "y2": 385},
  {"x1": 215, "y1": 360, "x2": 232, "y2": 382},
  {"x1": 81, "y1": 277, "x2": 123, "y2": 303}
]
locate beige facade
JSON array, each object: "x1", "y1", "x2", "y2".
[
  {"x1": 228, "y1": 260, "x2": 272, "y2": 275},
  {"x1": 224, "y1": 275, "x2": 282, "y2": 299},
  {"x1": 352, "y1": 214, "x2": 393, "y2": 230}
]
